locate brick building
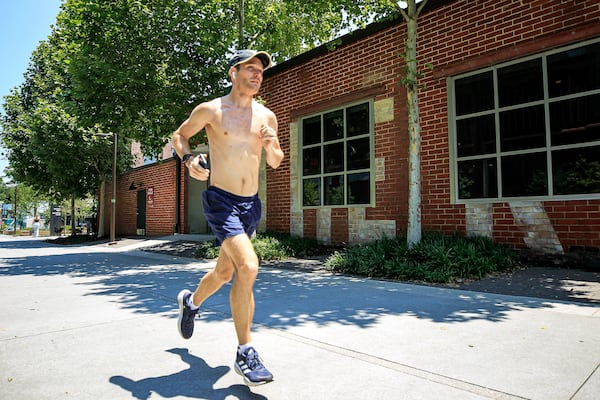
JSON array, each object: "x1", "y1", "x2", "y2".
[{"x1": 101, "y1": 0, "x2": 600, "y2": 254}]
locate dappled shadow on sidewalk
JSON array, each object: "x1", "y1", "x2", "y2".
[
  {"x1": 109, "y1": 348, "x2": 266, "y2": 400},
  {"x1": 1, "y1": 243, "x2": 595, "y2": 330},
  {"x1": 457, "y1": 266, "x2": 600, "y2": 305},
  {"x1": 0, "y1": 251, "x2": 206, "y2": 315},
  {"x1": 252, "y1": 267, "x2": 577, "y2": 327}
]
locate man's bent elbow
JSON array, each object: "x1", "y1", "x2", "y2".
[
  {"x1": 268, "y1": 152, "x2": 284, "y2": 169},
  {"x1": 172, "y1": 130, "x2": 182, "y2": 145}
]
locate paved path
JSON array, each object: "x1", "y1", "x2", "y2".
[{"x1": 1, "y1": 235, "x2": 599, "y2": 399}]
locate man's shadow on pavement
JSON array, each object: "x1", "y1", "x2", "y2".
[{"x1": 110, "y1": 348, "x2": 267, "y2": 400}]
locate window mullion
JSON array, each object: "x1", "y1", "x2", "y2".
[
  {"x1": 343, "y1": 108, "x2": 348, "y2": 206},
  {"x1": 320, "y1": 115, "x2": 324, "y2": 207},
  {"x1": 493, "y1": 67, "x2": 503, "y2": 199},
  {"x1": 542, "y1": 54, "x2": 554, "y2": 196}
]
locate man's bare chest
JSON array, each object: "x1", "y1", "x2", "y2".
[{"x1": 211, "y1": 110, "x2": 264, "y2": 141}]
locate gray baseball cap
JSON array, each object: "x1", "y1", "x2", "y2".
[{"x1": 229, "y1": 49, "x2": 272, "y2": 69}]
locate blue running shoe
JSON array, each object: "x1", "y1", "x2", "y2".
[
  {"x1": 234, "y1": 347, "x2": 274, "y2": 386},
  {"x1": 177, "y1": 289, "x2": 198, "y2": 339}
]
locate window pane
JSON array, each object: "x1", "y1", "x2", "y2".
[
  {"x1": 548, "y1": 42, "x2": 600, "y2": 97},
  {"x1": 550, "y1": 93, "x2": 600, "y2": 146},
  {"x1": 500, "y1": 105, "x2": 546, "y2": 151},
  {"x1": 455, "y1": 71, "x2": 494, "y2": 115},
  {"x1": 324, "y1": 175, "x2": 344, "y2": 205},
  {"x1": 300, "y1": 101, "x2": 373, "y2": 208},
  {"x1": 303, "y1": 178, "x2": 321, "y2": 206},
  {"x1": 552, "y1": 146, "x2": 600, "y2": 195},
  {"x1": 457, "y1": 158, "x2": 498, "y2": 199},
  {"x1": 347, "y1": 138, "x2": 370, "y2": 170},
  {"x1": 498, "y1": 59, "x2": 543, "y2": 107},
  {"x1": 501, "y1": 153, "x2": 547, "y2": 197},
  {"x1": 324, "y1": 110, "x2": 343, "y2": 142},
  {"x1": 347, "y1": 172, "x2": 370, "y2": 204},
  {"x1": 302, "y1": 116, "x2": 321, "y2": 145},
  {"x1": 346, "y1": 103, "x2": 370, "y2": 137},
  {"x1": 456, "y1": 114, "x2": 496, "y2": 157},
  {"x1": 303, "y1": 147, "x2": 321, "y2": 175},
  {"x1": 324, "y1": 142, "x2": 344, "y2": 173}
]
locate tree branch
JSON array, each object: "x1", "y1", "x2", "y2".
[
  {"x1": 417, "y1": 0, "x2": 430, "y2": 16},
  {"x1": 396, "y1": 0, "x2": 430, "y2": 21},
  {"x1": 395, "y1": 3, "x2": 409, "y2": 21}
]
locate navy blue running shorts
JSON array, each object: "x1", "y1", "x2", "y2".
[{"x1": 202, "y1": 186, "x2": 262, "y2": 246}]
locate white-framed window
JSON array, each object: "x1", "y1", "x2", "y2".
[
  {"x1": 300, "y1": 101, "x2": 374, "y2": 207},
  {"x1": 448, "y1": 38, "x2": 600, "y2": 202}
]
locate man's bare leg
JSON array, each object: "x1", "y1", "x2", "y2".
[
  {"x1": 220, "y1": 234, "x2": 258, "y2": 345},
  {"x1": 191, "y1": 249, "x2": 235, "y2": 308},
  {"x1": 177, "y1": 246, "x2": 234, "y2": 339},
  {"x1": 220, "y1": 234, "x2": 273, "y2": 385}
]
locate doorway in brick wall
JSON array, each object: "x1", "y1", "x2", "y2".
[
  {"x1": 188, "y1": 179, "x2": 209, "y2": 233},
  {"x1": 136, "y1": 189, "x2": 146, "y2": 236}
]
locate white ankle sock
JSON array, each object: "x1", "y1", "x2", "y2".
[
  {"x1": 238, "y1": 343, "x2": 253, "y2": 354},
  {"x1": 186, "y1": 296, "x2": 199, "y2": 310}
]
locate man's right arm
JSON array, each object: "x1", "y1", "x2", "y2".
[
  {"x1": 173, "y1": 103, "x2": 209, "y2": 157},
  {"x1": 173, "y1": 102, "x2": 212, "y2": 181}
]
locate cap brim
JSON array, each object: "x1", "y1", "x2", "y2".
[
  {"x1": 231, "y1": 51, "x2": 272, "y2": 69},
  {"x1": 253, "y1": 51, "x2": 272, "y2": 69}
]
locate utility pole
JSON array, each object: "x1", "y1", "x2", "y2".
[
  {"x1": 238, "y1": 0, "x2": 244, "y2": 48},
  {"x1": 110, "y1": 132, "x2": 117, "y2": 244}
]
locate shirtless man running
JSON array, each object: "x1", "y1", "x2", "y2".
[{"x1": 172, "y1": 50, "x2": 284, "y2": 386}]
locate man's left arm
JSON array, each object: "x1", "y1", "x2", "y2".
[{"x1": 261, "y1": 113, "x2": 284, "y2": 169}]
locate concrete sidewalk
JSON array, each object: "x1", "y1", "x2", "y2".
[{"x1": 1, "y1": 235, "x2": 599, "y2": 399}]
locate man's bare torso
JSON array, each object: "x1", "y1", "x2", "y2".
[{"x1": 204, "y1": 96, "x2": 272, "y2": 197}]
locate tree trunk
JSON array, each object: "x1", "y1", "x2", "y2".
[
  {"x1": 405, "y1": 17, "x2": 421, "y2": 248},
  {"x1": 400, "y1": 0, "x2": 427, "y2": 248}
]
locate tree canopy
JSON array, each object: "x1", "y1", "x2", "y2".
[
  {"x1": 52, "y1": 0, "x2": 398, "y2": 153},
  {"x1": 1, "y1": 0, "x2": 400, "y2": 203}
]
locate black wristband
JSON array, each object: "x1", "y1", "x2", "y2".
[{"x1": 182, "y1": 153, "x2": 194, "y2": 165}]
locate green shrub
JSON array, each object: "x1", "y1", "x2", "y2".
[
  {"x1": 251, "y1": 234, "x2": 289, "y2": 260},
  {"x1": 194, "y1": 231, "x2": 515, "y2": 284},
  {"x1": 194, "y1": 231, "x2": 321, "y2": 261},
  {"x1": 195, "y1": 240, "x2": 221, "y2": 259},
  {"x1": 325, "y1": 233, "x2": 515, "y2": 283}
]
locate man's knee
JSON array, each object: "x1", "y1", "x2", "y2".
[
  {"x1": 222, "y1": 234, "x2": 259, "y2": 283},
  {"x1": 235, "y1": 260, "x2": 258, "y2": 283}
]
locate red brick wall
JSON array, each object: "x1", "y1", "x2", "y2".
[
  {"x1": 260, "y1": 0, "x2": 600, "y2": 250},
  {"x1": 101, "y1": 159, "x2": 182, "y2": 237},
  {"x1": 416, "y1": 0, "x2": 600, "y2": 250},
  {"x1": 331, "y1": 209, "x2": 349, "y2": 243},
  {"x1": 303, "y1": 209, "x2": 317, "y2": 240},
  {"x1": 488, "y1": 201, "x2": 600, "y2": 251},
  {"x1": 546, "y1": 201, "x2": 600, "y2": 251},
  {"x1": 492, "y1": 204, "x2": 527, "y2": 249},
  {"x1": 261, "y1": 23, "x2": 409, "y2": 235}
]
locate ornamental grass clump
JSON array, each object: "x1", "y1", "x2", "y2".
[{"x1": 325, "y1": 233, "x2": 515, "y2": 283}]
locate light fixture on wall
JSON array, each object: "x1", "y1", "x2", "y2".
[{"x1": 129, "y1": 182, "x2": 145, "y2": 191}]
